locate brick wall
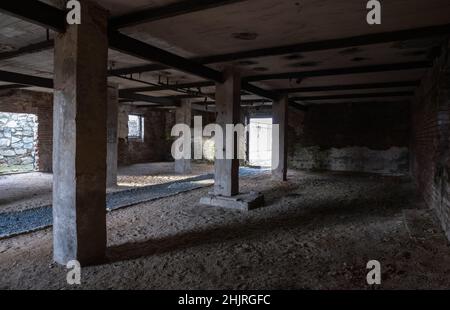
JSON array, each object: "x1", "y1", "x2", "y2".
[
  {"x1": 118, "y1": 105, "x2": 175, "y2": 165},
  {"x1": 0, "y1": 89, "x2": 53, "y2": 172},
  {"x1": 287, "y1": 101, "x2": 410, "y2": 175},
  {"x1": 411, "y1": 39, "x2": 450, "y2": 240},
  {"x1": 36, "y1": 103, "x2": 53, "y2": 172}
]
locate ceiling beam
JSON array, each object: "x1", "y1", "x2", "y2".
[
  {"x1": 109, "y1": 31, "x2": 224, "y2": 83},
  {"x1": 109, "y1": 64, "x2": 166, "y2": 76},
  {"x1": 0, "y1": 0, "x2": 375, "y2": 110},
  {"x1": 0, "y1": 70, "x2": 273, "y2": 106},
  {"x1": 109, "y1": 0, "x2": 248, "y2": 29},
  {"x1": 119, "y1": 90, "x2": 177, "y2": 105},
  {"x1": 195, "y1": 24, "x2": 450, "y2": 64},
  {"x1": 0, "y1": 40, "x2": 54, "y2": 62},
  {"x1": 108, "y1": 31, "x2": 286, "y2": 103},
  {"x1": 277, "y1": 81, "x2": 420, "y2": 93},
  {"x1": 148, "y1": 80, "x2": 421, "y2": 100},
  {"x1": 2, "y1": 6, "x2": 448, "y2": 75},
  {"x1": 0, "y1": 1, "x2": 248, "y2": 61},
  {"x1": 0, "y1": 70, "x2": 53, "y2": 88},
  {"x1": 244, "y1": 61, "x2": 431, "y2": 82},
  {"x1": 243, "y1": 82, "x2": 280, "y2": 101},
  {"x1": 0, "y1": 1, "x2": 65, "y2": 32},
  {"x1": 109, "y1": 23, "x2": 450, "y2": 76},
  {"x1": 0, "y1": 84, "x2": 29, "y2": 91},
  {"x1": 120, "y1": 80, "x2": 421, "y2": 96},
  {"x1": 0, "y1": 69, "x2": 177, "y2": 105},
  {"x1": 190, "y1": 98, "x2": 307, "y2": 112},
  {"x1": 292, "y1": 91, "x2": 414, "y2": 101},
  {"x1": 121, "y1": 81, "x2": 215, "y2": 93},
  {"x1": 0, "y1": 1, "x2": 246, "y2": 61},
  {"x1": 133, "y1": 104, "x2": 179, "y2": 109}
]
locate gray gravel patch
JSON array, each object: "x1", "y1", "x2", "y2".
[{"x1": 0, "y1": 168, "x2": 267, "y2": 239}]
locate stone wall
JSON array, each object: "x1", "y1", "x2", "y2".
[
  {"x1": 287, "y1": 101, "x2": 410, "y2": 175},
  {"x1": 0, "y1": 89, "x2": 53, "y2": 173},
  {"x1": 0, "y1": 112, "x2": 37, "y2": 172},
  {"x1": 410, "y1": 39, "x2": 450, "y2": 240}
]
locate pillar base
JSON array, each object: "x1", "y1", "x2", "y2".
[{"x1": 200, "y1": 191, "x2": 264, "y2": 211}]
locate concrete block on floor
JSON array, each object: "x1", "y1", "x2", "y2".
[{"x1": 200, "y1": 191, "x2": 264, "y2": 211}]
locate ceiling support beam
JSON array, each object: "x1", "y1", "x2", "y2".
[
  {"x1": 121, "y1": 81, "x2": 215, "y2": 93},
  {"x1": 0, "y1": 1, "x2": 249, "y2": 61},
  {"x1": 0, "y1": 40, "x2": 54, "y2": 61},
  {"x1": 195, "y1": 24, "x2": 450, "y2": 64},
  {"x1": 0, "y1": 0, "x2": 450, "y2": 75},
  {"x1": 0, "y1": 70, "x2": 53, "y2": 88},
  {"x1": 0, "y1": 69, "x2": 177, "y2": 105},
  {"x1": 244, "y1": 61, "x2": 431, "y2": 82},
  {"x1": 108, "y1": 24, "x2": 450, "y2": 76},
  {"x1": 0, "y1": 1, "x2": 300, "y2": 108},
  {"x1": 0, "y1": 1, "x2": 66, "y2": 32},
  {"x1": 292, "y1": 91, "x2": 414, "y2": 101},
  {"x1": 0, "y1": 84, "x2": 29, "y2": 91},
  {"x1": 121, "y1": 80, "x2": 421, "y2": 96},
  {"x1": 277, "y1": 81, "x2": 420, "y2": 93},
  {"x1": 108, "y1": 32, "x2": 288, "y2": 104},
  {"x1": 150, "y1": 80, "x2": 421, "y2": 100},
  {"x1": 109, "y1": 0, "x2": 248, "y2": 29},
  {"x1": 108, "y1": 31, "x2": 224, "y2": 83},
  {"x1": 118, "y1": 91, "x2": 178, "y2": 106},
  {"x1": 109, "y1": 64, "x2": 166, "y2": 76}
]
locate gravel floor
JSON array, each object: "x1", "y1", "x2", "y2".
[
  {"x1": 0, "y1": 167, "x2": 265, "y2": 238},
  {"x1": 0, "y1": 162, "x2": 214, "y2": 214},
  {"x1": 1, "y1": 170, "x2": 450, "y2": 289}
]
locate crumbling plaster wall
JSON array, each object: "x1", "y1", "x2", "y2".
[{"x1": 288, "y1": 101, "x2": 410, "y2": 175}]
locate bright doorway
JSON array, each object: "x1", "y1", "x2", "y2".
[{"x1": 248, "y1": 118, "x2": 272, "y2": 167}]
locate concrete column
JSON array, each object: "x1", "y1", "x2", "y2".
[
  {"x1": 107, "y1": 84, "x2": 119, "y2": 187},
  {"x1": 272, "y1": 95, "x2": 288, "y2": 181},
  {"x1": 214, "y1": 68, "x2": 241, "y2": 197},
  {"x1": 175, "y1": 100, "x2": 192, "y2": 174},
  {"x1": 52, "y1": 1, "x2": 109, "y2": 266}
]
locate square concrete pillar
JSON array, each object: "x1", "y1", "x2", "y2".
[
  {"x1": 214, "y1": 68, "x2": 241, "y2": 197},
  {"x1": 272, "y1": 95, "x2": 288, "y2": 181},
  {"x1": 175, "y1": 100, "x2": 192, "y2": 174},
  {"x1": 52, "y1": 1, "x2": 109, "y2": 266},
  {"x1": 200, "y1": 68, "x2": 264, "y2": 211},
  {"x1": 107, "y1": 84, "x2": 119, "y2": 187}
]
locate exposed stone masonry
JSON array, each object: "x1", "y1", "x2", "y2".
[{"x1": 0, "y1": 112, "x2": 37, "y2": 173}]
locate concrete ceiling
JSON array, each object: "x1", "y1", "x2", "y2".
[
  {"x1": 119, "y1": 0, "x2": 450, "y2": 55},
  {"x1": 1, "y1": 0, "x2": 450, "y2": 106}
]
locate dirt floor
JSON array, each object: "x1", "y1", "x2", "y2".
[
  {"x1": 0, "y1": 162, "x2": 213, "y2": 213},
  {"x1": 1, "y1": 168, "x2": 450, "y2": 289}
]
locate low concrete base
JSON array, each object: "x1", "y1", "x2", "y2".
[{"x1": 200, "y1": 191, "x2": 264, "y2": 211}]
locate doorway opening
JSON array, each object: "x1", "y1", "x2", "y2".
[{"x1": 248, "y1": 118, "x2": 272, "y2": 167}]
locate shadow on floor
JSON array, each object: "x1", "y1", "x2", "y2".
[{"x1": 106, "y1": 181, "x2": 418, "y2": 264}]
